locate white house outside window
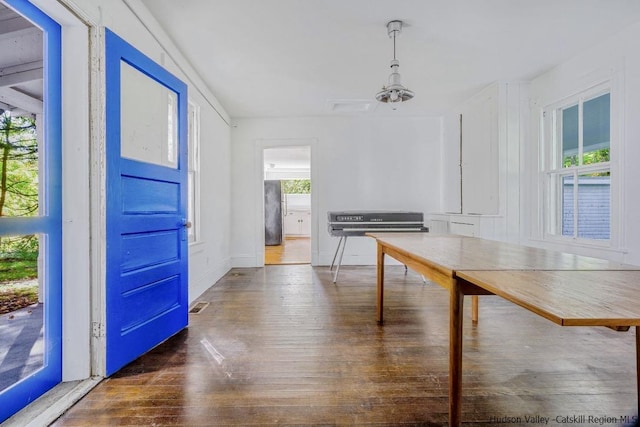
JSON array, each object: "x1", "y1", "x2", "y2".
[{"x1": 543, "y1": 86, "x2": 612, "y2": 243}]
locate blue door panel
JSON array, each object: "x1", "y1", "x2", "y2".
[
  {"x1": 120, "y1": 261, "x2": 181, "y2": 293},
  {"x1": 121, "y1": 230, "x2": 180, "y2": 272},
  {"x1": 106, "y1": 29, "x2": 188, "y2": 376},
  {"x1": 120, "y1": 215, "x2": 181, "y2": 232},
  {"x1": 120, "y1": 275, "x2": 181, "y2": 331},
  {"x1": 122, "y1": 176, "x2": 180, "y2": 214},
  {"x1": 108, "y1": 305, "x2": 186, "y2": 373}
]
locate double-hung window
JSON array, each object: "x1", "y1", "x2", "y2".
[
  {"x1": 543, "y1": 85, "x2": 612, "y2": 243},
  {"x1": 187, "y1": 101, "x2": 200, "y2": 243}
]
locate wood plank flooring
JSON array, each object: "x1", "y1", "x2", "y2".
[
  {"x1": 265, "y1": 237, "x2": 310, "y2": 265},
  {"x1": 53, "y1": 265, "x2": 638, "y2": 426}
]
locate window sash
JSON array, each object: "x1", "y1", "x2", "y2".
[
  {"x1": 543, "y1": 84, "x2": 612, "y2": 243},
  {"x1": 556, "y1": 91, "x2": 610, "y2": 170},
  {"x1": 546, "y1": 166, "x2": 611, "y2": 241},
  {"x1": 187, "y1": 102, "x2": 200, "y2": 243}
]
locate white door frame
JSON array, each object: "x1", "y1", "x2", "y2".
[
  {"x1": 30, "y1": 0, "x2": 93, "y2": 382},
  {"x1": 254, "y1": 138, "x2": 319, "y2": 266}
]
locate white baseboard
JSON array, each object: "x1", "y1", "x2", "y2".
[
  {"x1": 189, "y1": 258, "x2": 232, "y2": 302},
  {"x1": 231, "y1": 255, "x2": 259, "y2": 268}
]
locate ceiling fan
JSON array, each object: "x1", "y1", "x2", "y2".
[{"x1": 375, "y1": 20, "x2": 415, "y2": 104}]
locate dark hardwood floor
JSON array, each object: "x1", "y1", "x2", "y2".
[{"x1": 53, "y1": 265, "x2": 637, "y2": 426}]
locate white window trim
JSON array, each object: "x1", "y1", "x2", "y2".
[
  {"x1": 187, "y1": 100, "x2": 201, "y2": 244},
  {"x1": 539, "y1": 78, "x2": 624, "y2": 251}
]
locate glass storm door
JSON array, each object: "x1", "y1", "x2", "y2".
[
  {"x1": 0, "y1": 0, "x2": 62, "y2": 422},
  {"x1": 104, "y1": 29, "x2": 189, "y2": 375}
]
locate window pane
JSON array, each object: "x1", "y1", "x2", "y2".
[
  {"x1": 187, "y1": 103, "x2": 199, "y2": 244},
  {"x1": 561, "y1": 104, "x2": 579, "y2": 167},
  {"x1": 582, "y1": 93, "x2": 610, "y2": 165},
  {"x1": 281, "y1": 180, "x2": 311, "y2": 194},
  {"x1": 167, "y1": 91, "x2": 177, "y2": 166},
  {"x1": 188, "y1": 105, "x2": 195, "y2": 171},
  {"x1": 0, "y1": 112, "x2": 39, "y2": 217},
  {"x1": 577, "y1": 171, "x2": 610, "y2": 240},
  {"x1": 0, "y1": 234, "x2": 43, "y2": 392},
  {"x1": 120, "y1": 62, "x2": 178, "y2": 168},
  {"x1": 561, "y1": 175, "x2": 574, "y2": 236}
]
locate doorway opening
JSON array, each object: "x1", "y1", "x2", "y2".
[{"x1": 263, "y1": 146, "x2": 311, "y2": 265}]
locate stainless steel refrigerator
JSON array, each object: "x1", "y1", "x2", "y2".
[{"x1": 264, "y1": 180, "x2": 283, "y2": 245}]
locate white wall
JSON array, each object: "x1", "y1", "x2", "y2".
[
  {"x1": 525, "y1": 20, "x2": 640, "y2": 264},
  {"x1": 188, "y1": 99, "x2": 232, "y2": 300},
  {"x1": 28, "y1": 0, "x2": 92, "y2": 383},
  {"x1": 62, "y1": 0, "x2": 232, "y2": 296},
  {"x1": 438, "y1": 81, "x2": 526, "y2": 244},
  {"x1": 47, "y1": 0, "x2": 232, "y2": 379},
  {"x1": 231, "y1": 116, "x2": 442, "y2": 267}
]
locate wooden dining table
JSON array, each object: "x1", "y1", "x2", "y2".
[{"x1": 368, "y1": 232, "x2": 640, "y2": 427}]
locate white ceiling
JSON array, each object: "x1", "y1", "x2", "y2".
[
  {"x1": 141, "y1": 0, "x2": 640, "y2": 119},
  {"x1": 0, "y1": 3, "x2": 43, "y2": 115}
]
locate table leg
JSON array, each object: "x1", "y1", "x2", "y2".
[
  {"x1": 636, "y1": 326, "x2": 639, "y2": 414},
  {"x1": 376, "y1": 243, "x2": 385, "y2": 324},
  {"x1": 450, "y1": 278, "x2": 464, "y2": 427},
  {"x1": 471, "y1": 295, "x2": 478, "y2": 323}
]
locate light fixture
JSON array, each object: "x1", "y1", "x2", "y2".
[{"x1": 375, "y1": 20, "x2": 414, "y2": 104}]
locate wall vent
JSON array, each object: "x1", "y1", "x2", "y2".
[
  {"x1": 189, "y1": 301, "x2": 210, "y2": 314},
  {"x1": 326, "y1": 99, "x2": 375, "y2": 113}
]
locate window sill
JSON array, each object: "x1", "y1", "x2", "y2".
[{"x1": 527, "y1": 236, "x2": 628, "y2": 256}]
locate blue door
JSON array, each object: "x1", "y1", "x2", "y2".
[
  {"x1": 0, "y1": 0, "x2": 61, "y2": 422},
  {"x1": 105, "y1": 29, "x2": 188, "y2": 375}
]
